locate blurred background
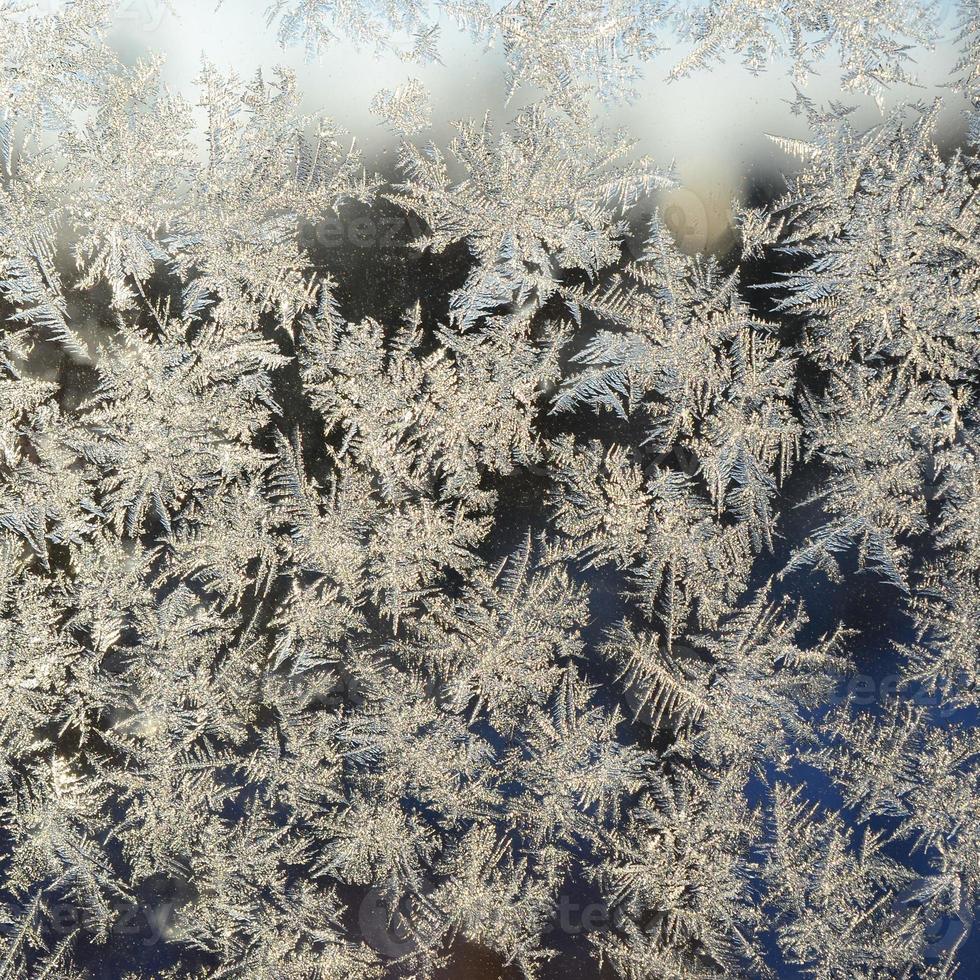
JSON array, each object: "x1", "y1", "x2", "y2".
[{"x1": 72, "y1": 0, "x2": 973, "y2": 254}]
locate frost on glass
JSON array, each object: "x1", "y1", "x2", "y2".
[{"x1": 0, "y1": 1, "x2": 979, "y2": 979}]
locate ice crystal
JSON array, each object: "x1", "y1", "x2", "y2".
[{"x1": 0, "y1": 2, "x2": 978, "y2": 979}]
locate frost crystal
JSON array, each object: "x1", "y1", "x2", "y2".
[{"x1": 0, "y1": 1, "x2": 978, "y2": 978}]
